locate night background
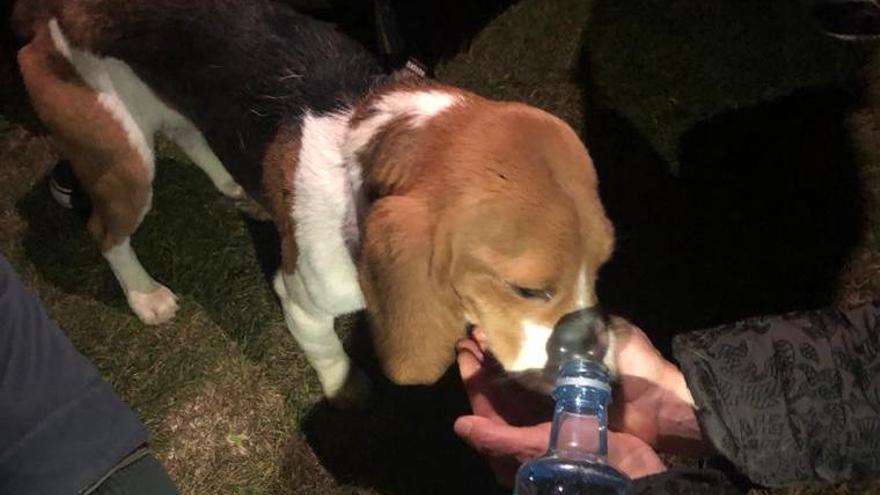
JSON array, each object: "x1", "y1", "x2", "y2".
[{"x1": 1, "y1": 0, "x2": 878, "y2": 493}]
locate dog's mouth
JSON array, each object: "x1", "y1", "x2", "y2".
[
  {"x1": 509, "y1": 369, "x2": 556, "y2": 395},
  {"x1": 464, "y1": 323, "x2": 556, "y2": 395}
]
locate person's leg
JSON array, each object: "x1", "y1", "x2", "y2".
[{"x1": 90, "y1": 452, "x2": 179, "y2": 495}]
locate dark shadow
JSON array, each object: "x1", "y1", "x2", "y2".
[
  {"x1": 577, "y1": 8, "x2": 865, "y2": 356},
  {"x1": 295, "y1": 0, "x2": 519, "y2": 70},
  {"x1": 574, "y1": 15, "x2": 866, "y2": 485},
  {"x1": 579, "y1": 104, "x2": 695, "y2": 355},
  {"x1": 0, "y1": 12, "x2": 44, "y2": 131},
  {"x1": 16, "y1": 179, "x2": 120, "y2": 305},
  {"x1": 274, "y1": 300, "x2": 506, "y2": 494},
  {"x1": 283, "y1": 314, "x2": 503, "y2": 494},
  {"x1": 573, "y1": 54, "x2": 694, "y2": 355},
  {"x1": 388, "y1": 0, "x2": 518, "y2": 69},
  {"x1": 290, "y1": 357, "x2": 506, "y2": 495},
  {"x1": 242, "y1": 215, "x2": 283, "y2": 282},
  {"x1": 678, "y1": 86, "x2": 864, "y2": 329}
]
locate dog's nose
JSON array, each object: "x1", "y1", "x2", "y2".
[{"x1": 545, "y1": 307, "x2": 608, "y2": 368}]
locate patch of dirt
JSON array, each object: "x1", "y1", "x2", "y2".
[{"x1": 159, "y1": 362, "x2": 291, "y2": 495}]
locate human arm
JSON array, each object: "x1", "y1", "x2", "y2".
[{"x1": 672, "y1": 303, "x2": 880, "y2": 486}]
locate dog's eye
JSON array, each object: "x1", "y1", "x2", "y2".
[{"x1": 512, "y1": 285, "x2": 554, "y2": 301}]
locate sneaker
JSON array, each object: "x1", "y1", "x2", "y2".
[
  {"x1": 49, "y1": 160, "x2": 90, "y2": 212},
  {"x1": 813, "y1": 0, "x2": 880, "y2": 41}
]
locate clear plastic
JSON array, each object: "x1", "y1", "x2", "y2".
[{"x1": 513, "y1": 359, "x2": 631, "y2": 495}]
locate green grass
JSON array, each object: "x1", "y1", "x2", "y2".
[
  {"x1": 590, "y1": 1, "x2": 869, "y2": 170},
  {"x1": 2, "y1": 0, "x2": 879, "y2": 493}
]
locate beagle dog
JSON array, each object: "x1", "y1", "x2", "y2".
[{"x1": 12, "y1": 0, "x2": 615, "y2": 405}]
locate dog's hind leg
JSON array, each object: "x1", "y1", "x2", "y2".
[
  {"x1": 18, "y1": 24, "x2": 178, "y2": 325},
  {"x1": 165, "y1": 122, "x2": 245, "y2": 200}
]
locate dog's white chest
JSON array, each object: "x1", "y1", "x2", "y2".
[{"x1": 291, "y1": 111, "x2": 365, "y2": 315}]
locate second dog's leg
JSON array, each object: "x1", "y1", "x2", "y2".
[{"x1": 166, "y1": 123, "x2": 245, "y2": 200}]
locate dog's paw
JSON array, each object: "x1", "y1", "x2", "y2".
[
  {"x1": 326, "y1": 366, "x2": 373, "y2": 410},
  {"x1": 128, "y1": 285, "x2": 179, "y2": 325},
  {"x1": 231, "y1": 192, "x2": 273, "y2": 221},
  {"x1": 217, "y1": 179, "x2": 272, "y2": 220},
  {"x1": 218, "y1": 180, "x2": 246, "y2": 200}
]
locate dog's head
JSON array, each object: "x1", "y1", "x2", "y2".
[{"x1": 355, "y1": 85, "x2": 614, "y2": 388}]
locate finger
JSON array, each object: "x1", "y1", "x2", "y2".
[
  {"x1": 456, "y1": 340, "x2": 485, "y2": 383},
  {"x1": 607, "y1": 431, "x2": 666, "y2": 479},
  {"x1": 454, "y1": 415, "x2": 550, "y2": 462},
  {"x1": 457, "y1": 338, "x2": 553, "y2": 423},
  {"x1": 456, "y1": 344, "x2": 508, "y2": 421},
  {"x1": 610, "y1": 320, "x2": 667, "y2": 385},
  {"x1": 456, "y1": 338, "x2": 485, "y2": 365},
  {"x1": 471, "y1": 326, "x2": 489, "y2": 350}
]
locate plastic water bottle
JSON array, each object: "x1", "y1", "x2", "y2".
[{"x1": 513, "y1": 358, "x2": 631, "y2": 494}]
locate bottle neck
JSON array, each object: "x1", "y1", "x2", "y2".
[{"x1": 547, "y1": 388, "x2": 609, "y2": 461}]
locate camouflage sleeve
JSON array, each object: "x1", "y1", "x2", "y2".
[{"x1": 672, "y1": 303, "x2": 880, "y2": 487}]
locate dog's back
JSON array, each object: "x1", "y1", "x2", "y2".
[
  {"x1": 12, "y1": 0, "x2": 384, "y2": 335},
  {"x1": 14, "y1": 0, "x2": 383, "y2": 195}
]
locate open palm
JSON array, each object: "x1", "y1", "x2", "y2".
[{"x1": 453, "y1": 338, "x2": 666, "y2": 486}]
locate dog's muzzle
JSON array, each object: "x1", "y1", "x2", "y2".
[{"x1": 545, "y1": 306, "x2": 609, "y2": 372}]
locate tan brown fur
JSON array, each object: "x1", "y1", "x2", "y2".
[
  {"x1": 17, "y1": 23, "x2": 152, "y2": 253},
  {"x1": 358, "y1": 89, "x2": 614, "y2": 382},
  {"x1": 261, "y1": 124, "x2": 302, "y2": 275}
]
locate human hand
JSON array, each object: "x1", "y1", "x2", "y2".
[
  {"x1": 453, "y1": 338, "x2": 666, "y2": 486},
  {"x1": 605, "y1": 317, "x2": 709, "y2": 454}
]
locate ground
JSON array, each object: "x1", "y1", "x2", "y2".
[{"x1": 2, "y1": 0, "x2": 880, "y2": 493}]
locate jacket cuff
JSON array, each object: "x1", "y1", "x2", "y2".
[{"x1": 671, "y1": 316, "x2": 817, "y2": 487}]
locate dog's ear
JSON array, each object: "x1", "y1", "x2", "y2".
[
  {"x1": 359, "y1": 196, "x2": 464, "y2": 385},
  {"x1": 590, "y1": 205, "x2": 616, "y2": 267}
]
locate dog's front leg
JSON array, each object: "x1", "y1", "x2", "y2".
[{"x1": 272, "y1": 270, "x2": 371, "y2": 408}]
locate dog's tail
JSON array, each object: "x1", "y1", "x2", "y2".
[{"x1": 10, "y1": 0, "x2": 60, "y2": 41}]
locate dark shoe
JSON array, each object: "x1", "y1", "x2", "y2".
[
  {"x1": 813, "y1": 1, "x2": 880, "y2": 41},
  {"x1": 49, "y1": 160, "x2": 90, "y2": 213}
]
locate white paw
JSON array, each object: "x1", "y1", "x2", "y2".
[
  {"x1": 218, "y1": 180, "x2": 245, "y2": 200},
  {"x1": 128, "y1": 285, "x2": 179, "y2": 325},
  {"x1": 324, "y1": 365, "x2": 373, "y2": 410}
]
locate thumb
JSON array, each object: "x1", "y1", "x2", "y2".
[{"x1": 454, "y1": 415, "x2": 550, "y2": 462}]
